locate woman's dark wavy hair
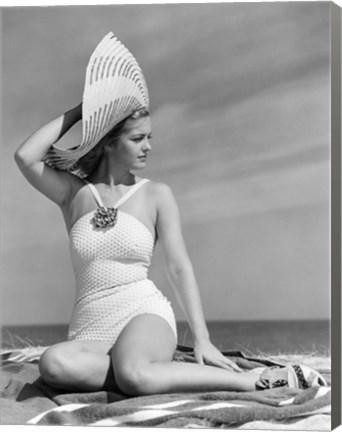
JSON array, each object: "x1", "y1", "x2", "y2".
[{"x1": 73, "y1": 108, "x2": 150, "y2": 178}]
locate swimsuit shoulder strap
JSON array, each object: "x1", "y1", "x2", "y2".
[
  {"x1": 84, "y1": 180, "x2": 105, "y2": 207},
  {"x1": 115, "y1": 179, "x2": 150, "y2": 208},
  {"x1": 84, "y1": 178, "x2": 150, "y2": 209}
]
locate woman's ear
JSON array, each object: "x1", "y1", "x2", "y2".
[{"x1": 103, "y1": 136, "x2": 113, "y2": 153}]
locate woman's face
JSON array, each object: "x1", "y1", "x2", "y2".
[{"x1": 109, "y1": 116, "x2": 152, "y2": 170}]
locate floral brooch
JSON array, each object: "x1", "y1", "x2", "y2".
[{"x1": 92, "y1": 206, "x2": 118, "y2": 228}]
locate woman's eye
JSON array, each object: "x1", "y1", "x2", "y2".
[{"x1": 132, "y1": 135, "x2": 152, "y2": 142}]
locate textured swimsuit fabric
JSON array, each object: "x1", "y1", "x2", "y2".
[{"x1": 67, "y1": 181, "x2": 177, "y2": 344}]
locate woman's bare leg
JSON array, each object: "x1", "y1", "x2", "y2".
[
  {"x1": 39, "y1": 340, "x2": 118, "y2": 392},
  {"x1": 112, "y1": 314, "x2": 259, "y2": 396},
  {"x1": 39, "y1": 315, "x2": 260, "y2": 394}
]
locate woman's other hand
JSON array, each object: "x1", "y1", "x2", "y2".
[{"x1": 193, "y1": 339, "x2": 243, "y2": 373}]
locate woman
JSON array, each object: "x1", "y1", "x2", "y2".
[{"x1": 14, "y1": 33, "x2": 326, "y2": 395}]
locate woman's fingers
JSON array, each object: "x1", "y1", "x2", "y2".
[
  {"x1": 217, "y1": 360, "x2": 241, "y2": 372},
  {"x1": 206, "y1": 356, "x2": 243, "y2": 373},
  {"x1": 222, "y1": 359, "x2": 243, "y2": 373},
  {"x1": 221, "y1": 356, "x2": 243, "y2": 372},
  {"x1": 193, "y1": 342, "x2": 243, "y2": 372},
  {"x1": 194, "y1": 350, "x2": 204, "y2": 365}
]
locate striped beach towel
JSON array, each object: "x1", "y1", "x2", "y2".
[{"x1": 1, "y1": 346, "x2": 331, "y2": 429}]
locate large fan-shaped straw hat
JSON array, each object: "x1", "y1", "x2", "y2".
[{"x1": 44, "y1": 32, "x2": 149, "y2": 173}]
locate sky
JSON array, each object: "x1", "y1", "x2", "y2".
[{"x1": 1, "y1": 2, "x2": 331, "y2": 325}]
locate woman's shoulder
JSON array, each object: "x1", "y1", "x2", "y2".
[
  {"x1": 145, "y1": 180, "x2": 174, "y2": 199},
  {"x1": 143, "y1": 180, "x2": 177, "y2": 211}
]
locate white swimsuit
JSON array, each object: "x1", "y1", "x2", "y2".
[{"x1": 67, "y1": 179, "x2": 177, "y2": 344}]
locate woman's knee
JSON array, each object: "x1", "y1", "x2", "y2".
[
  {"x1": 114, "y1": 361, "x2": 156, "y2": 396},
  {"x1": 39, "y1": 345, "x2": 74, "y2": 387},
  {"x1": 111, "y1": 314, "x2": 176, "y2": 395}
]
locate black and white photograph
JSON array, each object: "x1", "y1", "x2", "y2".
[{"x1": 1, "y1": 1, "x2": 335, "y2": 428}]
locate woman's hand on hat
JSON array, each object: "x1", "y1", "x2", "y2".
[{"x1": 193, "y1": 339, "x2": 243, "y2": 373}]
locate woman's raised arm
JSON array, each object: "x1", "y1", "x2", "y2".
[
  {"x1": 155, "y1": 182, "x2": 242, "y2": 372},
  {"x1": 14, "y1": 104, "x2": 82, "y2": 206}
]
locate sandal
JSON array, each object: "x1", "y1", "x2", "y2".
[{"x1": 255, "y1": 364, "x2": 327, "y2": 390}]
